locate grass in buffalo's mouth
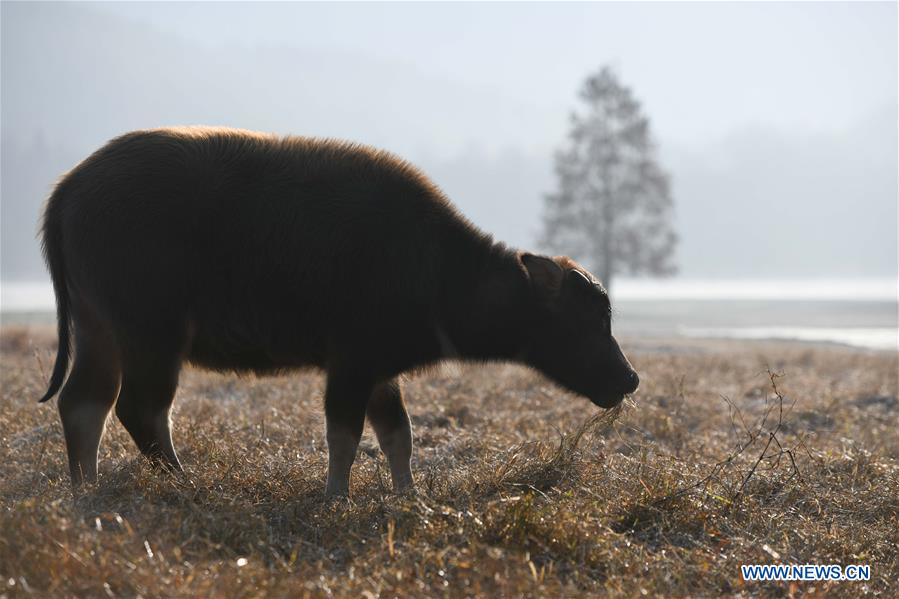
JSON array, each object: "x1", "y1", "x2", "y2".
[{"x1": 1, "y1": 327, "x2": 896, "y2": 597}]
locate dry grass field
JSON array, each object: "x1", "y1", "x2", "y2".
[{"x1": 1, "y1": 325, "x2": 896, "y2": 597}]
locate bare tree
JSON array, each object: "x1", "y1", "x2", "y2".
[{"x1": 540, "y1": 66, "x2": 677, "y2": 293}]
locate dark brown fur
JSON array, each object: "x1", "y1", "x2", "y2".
[{"x1": 39, "y1": 127, "x2": 638, "y2": 492}]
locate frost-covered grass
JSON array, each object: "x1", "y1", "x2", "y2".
[{"x1": 1, "y1": 326, "x2": 896, "y2": 597}]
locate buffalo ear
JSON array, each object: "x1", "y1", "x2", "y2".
[{"x1": 520, "y1": 253, "x2": 564, "y2": 299}]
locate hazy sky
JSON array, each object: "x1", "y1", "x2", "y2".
[
  {"x1": 2, "y1": 1, "x2": 897, "y2": 281},
  {"x1": 93, "y1": 1, "x2": 896, "y2": 149}
]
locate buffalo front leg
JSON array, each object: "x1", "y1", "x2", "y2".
[
  {"x1": 367, "y1": 378, "x2": 414, "y2": 492},
  {"x1": 324, "y1": 372, "x2": 372, "y2": 497}
]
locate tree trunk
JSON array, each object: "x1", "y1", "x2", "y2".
[
  {"x1": 599, "y1": 214, "x2": 614, "y2": 295},
  {"x1": 599, "y1": 263, "x2": 613, "y2": 296}
]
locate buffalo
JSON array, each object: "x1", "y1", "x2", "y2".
[{"x1": 39, "y1": 127, "x2": 639, "y2": 494}]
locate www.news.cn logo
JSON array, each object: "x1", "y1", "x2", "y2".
[{"x1": 741, "y1": 564, "x2": 870, "y2": 582}]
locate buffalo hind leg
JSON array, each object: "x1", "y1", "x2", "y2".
[
  {"x1": 367, "y1": 378, "x2": 414, "y2": 492},
  {"x1": 115, "y1": 352, "x2": 182, "y2": 472},
  {"x1": 324, "y1": 371, "x2": 373, "y2": 497},
  {"x1": 58, "y1": 321, "x2": 121, "y2": 486}
]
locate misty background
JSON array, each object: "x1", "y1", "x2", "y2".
[{"x1": 1, "y1": 2, "x2": 897, "y2": 348}]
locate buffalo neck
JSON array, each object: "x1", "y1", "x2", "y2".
[{"x1": 438, "y1": 240, "x2": 532, "y2": 363}]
